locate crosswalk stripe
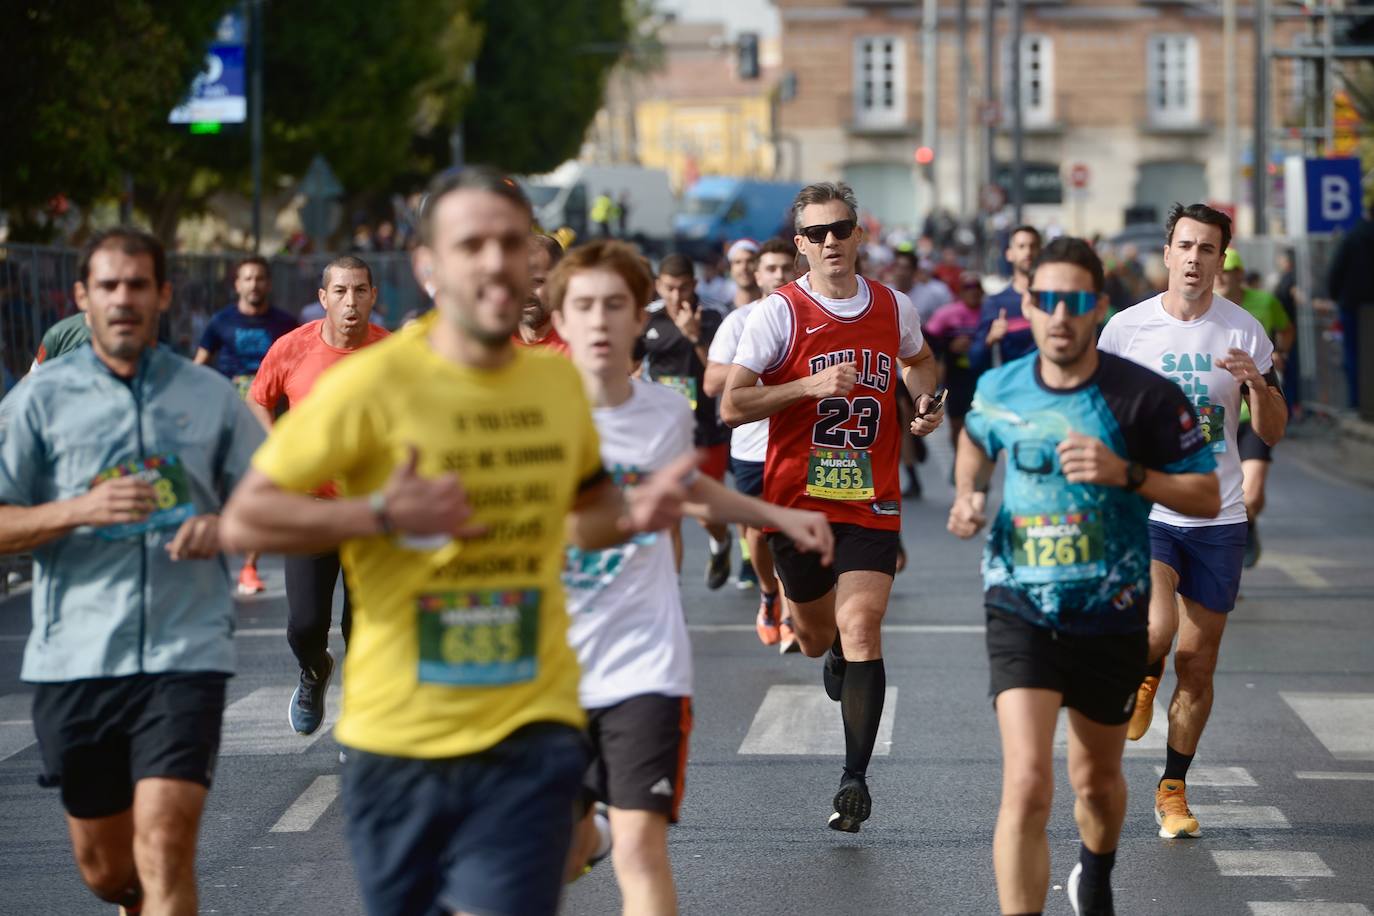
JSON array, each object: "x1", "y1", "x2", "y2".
[
  {"x1": 1153, "y1": 765, "x2": 1256, "y2": 787},
  {"x1": 219, "y1": 687, "x2": 339, "y2": 757},
  {"x1": 269, "y1": 775, "x2": 341, "y2": 833},
  {"x1": 1213, "y1": 851, "x2": 1333, "y2": 877},
  {"x1": 1294, "y1": 771, "x2": 1374, "y2": 782},
  {"x1": 1249, "y1": 904, "x2": 1371, "y2": 916},
  {"x1": 1052, "y1": 702, "x2": 1166, "y2": 755},
  {"x1": 0, "y1": 693, "x2": 35, "y2": 763},
  {"x1": 1190, "y1": 805, "x2": 1290, "y2": 828},
  {"x1": 1282, "y1": 691, "x2": 1374, "y2": 761},
  {"x1": 738, "y1": 685, "x2": 897, "y2": 756}
]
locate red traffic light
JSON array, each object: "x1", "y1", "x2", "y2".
[{"x1": 914, "y1": 146, "x2": 935, "y2": 166}]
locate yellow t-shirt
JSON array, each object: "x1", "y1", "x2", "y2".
[{"x1": 251, "y1": 317, "x2": 600, "y2": 758}]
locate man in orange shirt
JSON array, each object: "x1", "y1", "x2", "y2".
[
  {"x1": 514, "y1": 233, "x2": 570, "y2": 356},
  {"x1": 248, "y1": 255, "x2": 389, "y2": 736}
]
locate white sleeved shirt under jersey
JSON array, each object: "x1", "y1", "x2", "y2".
[
  {"x1": 708, "y1": 301, "x2": 769, "y2": 462},
  {"x1": 1098, "y1": 293, "x2": 1273, "y2": 528},
  {"x1": 733, "y1": 273, "x2": 926, "y2": 376},
  {"x1": 562, "y1": 378, "x2": 694, "y2": 708}
]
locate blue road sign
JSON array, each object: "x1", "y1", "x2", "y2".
[
  {"x1": 1305, "y1": 157, "x2": 1363, "y2": 233},
  {"x1": 169, "y1": 12, "x2": 247, "y2": 125}
]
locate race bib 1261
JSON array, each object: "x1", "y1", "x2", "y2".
[
  {"x1": 91, "y1": 454, "x2": 194, "y2": 540},
  {"x1": 416, "y1": 589, "x2": 540, "y2": 686},
  {"x1": 1010, "y1": 509, "x2": 1106, "y2": 584}
]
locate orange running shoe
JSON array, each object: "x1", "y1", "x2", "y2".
[
  {"x1": 755, "y1": 594, "x2": 781, "y2": 646},
  {"x1": 778, "y1": 617, "x2": 801, "y2": 655},
  {"x1": 237, "y1": 563, "x2": 265, "y2": 596},
  {"x1": 1155, "y1": 780, "x2": 1201, "y2": 838},
  {"x1": 1127, "y1": 675, "x2": 1160, "y2": 741}
]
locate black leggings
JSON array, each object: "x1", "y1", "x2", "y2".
[{"x1": 285, "y1": 551, "x2": 352, "y2": 673}]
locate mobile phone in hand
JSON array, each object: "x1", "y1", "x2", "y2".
[{"x1": 917, "y1": 388, "x2": 948, "y2": 417}]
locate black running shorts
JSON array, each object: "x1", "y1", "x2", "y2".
[
  {"x1": 32, "y1": 672, "x2": 228, "y2": 818},
  {"x1": 985, "y1": 609, "x2": 1147, "y2": 726},
  {"x1": 1237, "y1": 420, "x2": 1273, "y2": 462},
  {"x1": 584, "y1": 693, "x2": 693, "y2": 822},
  {"x1": 768, "y1": 523, "x2": 901, "y2": 604}
]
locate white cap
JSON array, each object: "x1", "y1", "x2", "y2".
[{"x1": 726, "y1": 238, "x2": 760, "y2": 259}]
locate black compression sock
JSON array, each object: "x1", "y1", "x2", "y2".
[
  {"x1": 1145, "y1": 657, "x2": 1164, "y2": 679},
  {"x1": 840, "y1": 658, "x2": 885, "y2": 777},
  {"x1": 1162, "y1": 744, "x2": 1194, "y2": 783},
  {"x1": 1077, "y1": 844, "x2": 1116, "y2": 914}
]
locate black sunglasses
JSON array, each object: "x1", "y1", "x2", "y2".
[{"x1": 799, "y1": 219, "x2": 857, "y2": 245}]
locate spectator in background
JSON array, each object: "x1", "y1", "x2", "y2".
[
  {"x1": 726, "y1": 239, "x2": 761, "y2": 307},
  {"x1": 889, "y1": 249, "x2": 919, "y2": 301},
  {"x1": 617, "y1": 190, "x2": 631, "y2": 238},
  {"x1": 374, "y1": 220, "x2": 397, "y2": 252},
  {"x1": 932, "y1": 246, "x2": 964, "y2": 292},
  {"x1": 697, "y1": 255, "x2": 734, "y2": 310},
  {"x1": 909, "y1": 257, "x2": 954, "y2": 325},
  {"x1": 971, "y1": 225, "x2": 1043, "y2": 372},
  {"x1": 591, "y1": 191, "x2": 616, "y2": 238},
  {"x1": 1274, "y1": 249, "x2": 1302, "y2": 411},
  {"x1": 924, "y1": 272, "x2": 986, "y2": 451},
  {"x1": 1326, "y1": 205, "x2": 1374, "y2": 411}
]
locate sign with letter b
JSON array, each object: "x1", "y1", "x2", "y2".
[{"x1": 1305, "y1": 158, "x2": 1363, "y2": 233}]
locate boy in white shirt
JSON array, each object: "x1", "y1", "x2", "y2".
[
  {"x1": 1098, "y1": 203, "x2": 1286, "y2": 840},
  {"x1": 551, "y1": 240, "x2": 833, "y2": 915}
]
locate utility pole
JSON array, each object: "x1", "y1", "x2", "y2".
[
  {"x1": 922, "y1": 0, "x2": 939, "y2": 218},
  {"x1": 957, "y1": 0, "x2": 970, "y2": 219},
  {"x1": 1253, "y1": 0, "x2": 1270, "y2": 236},
  {"x1": 982, "y1": 0, "x2": 997, "y2": 271},
  {"x1": 1223, "y1": 0, "x2": 1238, "y2": 212},
  {"x1": 249, "y1": 0, "x2": 264, "y2": 253},
  {"x1": 1010, "y1": 0, "x2": 1024, "y2": 224}
]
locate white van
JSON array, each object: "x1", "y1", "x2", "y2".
[{"x1": 521, "y1": 161, "x2": 675, "y2": 243}]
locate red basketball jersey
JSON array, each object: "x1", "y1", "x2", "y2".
[{"x1": 761, "y1": 276, "x2": 904, "y2": 531}]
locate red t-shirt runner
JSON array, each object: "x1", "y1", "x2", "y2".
[
  {"x1": 250, "y1": 319, "x2": 389, "y2": 497},
  {"x1": 513, "y1": 325, "x2": 571, "y2": 356}
]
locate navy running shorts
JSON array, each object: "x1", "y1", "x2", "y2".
[
  {"x1": 1149, "y1": 520, "x2": 1248, "y2": 612},
  {"x1": 729, "y1": 457, "x2": 765, "y2": 498}
]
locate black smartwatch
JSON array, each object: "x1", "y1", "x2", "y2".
[{"x1": 1124, "y1": 462, "x2": 1147, "y2": 492}]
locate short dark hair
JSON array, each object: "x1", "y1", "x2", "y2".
[
  {"x1": 1165, "y1": 202, "x2": 1232, "y2": 255},
  {"x1": 758, "y1": 237, "x2": 796, "y2": 260},
  {"x1": 1030, "y1": 237, "x2": 1105, "y2": 293},
  {"x1": 234, "y1": 254, "x2": 270, "y2": 280},
  {"x1": 658, "y1": 253, "x2": 694, "y2": 279},
  {"x1": 79, "y1": 227, "x2": 167, "y2": 288},
  {"x1": 792, "y1": 182, "x2": 859, "y2": 233},
  {"x1": 531, "y1": 233, "x2": 565, "y2": 268},
  {"x1": 893, "y1": 249, "x2": 919, "y2": 269},
  {"x1": 418, "y1": 166, "x2": 532, "y2": 246},
  {"x1": 548, "y1": 240, "x2": 656, "y2": 314},
  {"x1": 320, "y1": 254, "x2": 373, "y2": 289},
  {"x1": 1009, "y1": 225, "x2": 1043, "y2": 247}
]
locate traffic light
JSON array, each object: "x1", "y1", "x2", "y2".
[
  {"x1": 914, "y1": 146, "x2": 935, "y2": 166},
  {"x1": 738, "y1": 32, "x2": 760, "y2": 80}
]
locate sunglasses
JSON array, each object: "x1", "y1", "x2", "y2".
[
  {"x1": 1026, "y1": 289, "x2": 1099, "y2": 316},
  {"x1": 799, "y1": 219, "x2": 857, "y2": 245}
]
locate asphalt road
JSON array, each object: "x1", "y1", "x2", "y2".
[{"x1": 2, "y1": 429, "x2": 1372, "y2": 915}]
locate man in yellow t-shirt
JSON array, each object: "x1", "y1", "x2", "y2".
[{"x1": 221, "y1": 167, "x2": 692, "y2": 916}]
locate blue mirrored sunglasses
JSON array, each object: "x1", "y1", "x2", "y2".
[{"x1": 1026, "y1": 289, "x2": 1099, "y2": 316}]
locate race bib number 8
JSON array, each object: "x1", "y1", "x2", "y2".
[
  {"x1": 416, "y1": 589, "x2": 540, "y2": 686},
  {"x1": 658, "y1": 375, "x2": 698, "y2": 410},
  {"x1": 1196, "y1": 404, "x2": 1226, "y2": 453},
  {"x1": 806, "y1": 447, "x2": 875, "y2": 500},
  {"x1": 1011, "y1": 510, "x2": 1106, "y2": 584},
  {"x1": 91, "y1": 454, "x2": 194, "y2": 540}
]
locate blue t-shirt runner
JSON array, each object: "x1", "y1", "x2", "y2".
[
  {"x1": 965, "y1": 350, "x2": 1216, "y2": 635},
  {"x1": 196, "y1": 305, "x2": 298, "y2": 395}
]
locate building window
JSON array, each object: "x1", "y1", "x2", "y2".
[
  {"x1": 1147, "y1": 35, "x2": 1199, "y2": 126},
  {"x1": 1002, "y1": 34, "x2": 1054, "y2": 127},
  {"x1": 853, "y1": 36, "x2": 906, "y2": 129}
]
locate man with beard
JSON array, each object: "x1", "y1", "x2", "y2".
[
  {"x1": 221, "y1": 167, "x2": 692, "y2": 916},
  {"x1": 0, "y1": 227, "x2": 263, "y2": 915},
  {"x1": 971, "y1": 226, "x2": 1043, "y2": 372},
  {"x1": 949, "y1": 238, "x2": 1218, "y2": 916},
  {"x1": 515, "y1": 233, "x2": 570, "y2": 356},
  {"x1": 726, "y1": 239, "x2": 762, "y2": 308},
  {"x1": 195, "y1": 255, "x2": 298, "y2": 595},
  {"x1": 247, "y1": 255, "x2": 389, "y2": 737}
]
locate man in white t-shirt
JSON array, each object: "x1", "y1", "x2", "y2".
[
  {"x1": 705, "y1": 237, "x2": 800, "y2": 649},
  {"x1": 1098, "y1": 202, "x2": 1287, "y2": 840},
  {"x1": 549, "y1": 240, "x2": 832, "y2": 914}
]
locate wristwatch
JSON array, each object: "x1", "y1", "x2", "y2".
[
  {"x1": 369, "y1": 491, "x2": 392, "y2": 534},
  {"x1": 1124, "y1": 462, "x2": 1147, "y2": 492}
]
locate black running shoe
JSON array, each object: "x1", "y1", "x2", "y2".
[
  {"x1": 1243, "y1": 520, "x2": 1261, "y2": 569},
  {"x1": 822, "y1": 645, "x2": 846, "y2": 701},
  {"x1": 289, "y1": 650, "x2": 334, "y2": 736},
  {"x1": 705, "y1": 541, "x2": 731, "y2": 590},
  {"x1": 828, "y1": 771, "x2": 871, "y2": 833}
]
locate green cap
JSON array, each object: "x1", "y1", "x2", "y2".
[{"x1": 1223, "y1": 248, "x2": 1244, "y2": 272}]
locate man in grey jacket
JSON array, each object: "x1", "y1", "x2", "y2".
[{"x1": 0, "y1": 227, "x2": 263, "y2": 916}]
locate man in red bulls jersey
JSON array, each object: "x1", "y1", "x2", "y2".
[{"x1": 722, "y1": 182, "x2": 945, "y2": 833}]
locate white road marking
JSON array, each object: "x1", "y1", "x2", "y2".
[
  {"x1": 1213, "y1": 850, "x2": 1333, "y2": 877},
  {"x1": 1295, "y1": 771, "x2": 1374, "y2": 782},
  {"x1": 0, "y1": 693, "x2": 35, "y2": 763},
  {"x1": 1249, "y1": 905, "x2": 1371, "y2": 916},
  {"x1": 269, "y1": 775, "x2": 341, "y2": 833},
  {"x1": 1052, "y1": 702, "x2": 1166, "y2": 756},
  {"x1": 1282, "y1": 692, "x2": 1374, "y2": 761},
  {"x1": 236, "y1": 628, "x2": 288, "y2": 637},
  {"x1": 738, "y1": 685, "x2": 897, "y2": 756},
  {"x1": 219, "y1": 687, "x2": 339, "y2": 757},
  {"x1": 1190, "y1": 805, "x2": 1290, "y2": 828},
  {"x1": 1262, "y1": 552, "x2": 1342, "y2": 589},
  {"x1": 689, "y1": 624, "x2": 984, "y2": 634},
  {"x1": 1153, "y1": 765, "x2": 1257, "y2": 787}
]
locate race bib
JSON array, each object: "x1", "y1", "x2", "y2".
[
  {"x1": 1010, "y1": 510, "x2": 1106, "y2": 584},
  {"x1": 806, "y1": 447, "x2": 875, "y2": 501},
  {"x1": 231, "y1": 374, "x2": 255, "y2": 401},
  {"x1": 416, "y1": 589, "x2": 539, "y2": 686},
  {"x1": 1196, "y1": 404, "x2": 1226, "y2": 453},
  {"x1": 91, "y1": 454, "x2": 194, "y2": 540},
  {"x1": 658, "y1": 375, "x2": 698, "y2": 410}
]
